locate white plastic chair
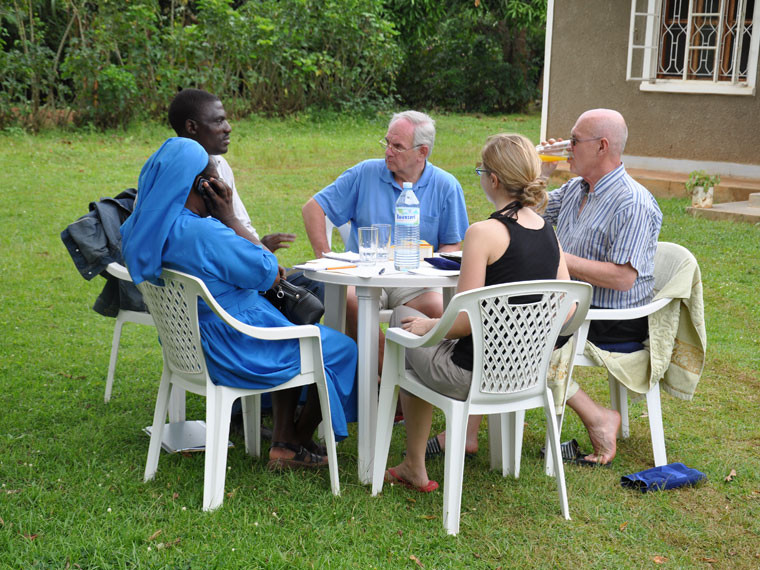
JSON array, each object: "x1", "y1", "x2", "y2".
[
  {"x1": 371, "y1": 280, "x2": 592, "y2": 535},
  {"x1": 103, "y1": 262, "x2": 154, "y2": 403},
  {"x1": 324, "y1": 216, "x2": 352, "y2": 250},
  {"x1": 137, "y1": 268, "x2": 339, "y2": 511},
  {"x1": 565, "y1": 242, "x2": 700, "y2": 467}
]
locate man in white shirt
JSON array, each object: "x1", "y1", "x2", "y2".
[{"x1": 168, "y1": 88, "x2": 296, "y2": 253}]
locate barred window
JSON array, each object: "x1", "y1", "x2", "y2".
[{"x1": 627, "y1": 0, "x2": 759, "y2": 94}]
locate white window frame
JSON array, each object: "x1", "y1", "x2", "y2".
[{"x1": 627, "y1": 0, "x2": 760, "y2": 95}]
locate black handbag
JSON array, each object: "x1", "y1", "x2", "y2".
[{"x1": 264, "y1": 278, "x2": 324, "y2": 325}]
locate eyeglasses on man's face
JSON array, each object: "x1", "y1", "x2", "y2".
[
  {"x1": 379, "y1": 138, "x2": 421, "y2": 155},
  {"x1": 570, "y1": 135, "x2": 602, "y2": 147}
]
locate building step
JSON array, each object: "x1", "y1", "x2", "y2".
[
  {"x1": 686, "y1": 200, "x2": 760, "y2": 224},
  {"x1": 548, "y1": 163, "x2": 760, "y2": 203},
  {"x1": 749, "y1": 193, "x2": 760, "y2": 208}
]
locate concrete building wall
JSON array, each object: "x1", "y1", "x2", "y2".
[{"x1": 546, "y1": 0, "x2": 760, "y2": 166}]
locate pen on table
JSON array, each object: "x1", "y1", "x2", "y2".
[{"x1": 378, "y1": 268, "x2": 386, "y2": 275}]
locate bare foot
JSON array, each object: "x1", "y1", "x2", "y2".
[
  {"x1": 433, "y1": 432, "x2": 479, "y2": 455},
  {"x1": 583, "y1": 408, "x2": 621, "y2": 464}
]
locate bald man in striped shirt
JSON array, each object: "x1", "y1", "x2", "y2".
[{"x1": 542, "y1": 108, "x2": 663, "y2": 466}]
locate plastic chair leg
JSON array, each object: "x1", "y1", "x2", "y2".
[
  {"x1": 104, "y1": 314, "x2": 127, "y2": 403},
  {"x1": 543, "y1": 390, "x2": 570, "y2": 520},
  {"x1": 203, "y1": 386, "x2": 235, "y2": 511},
  {"x1": 544, "y1": 413, "x2": 563, "y2": 477},
  {"x1": 442, "y1": 407, "x2": 467, "y2": 535},
  {"x1": 488, "y1": 414, "x2": 504, "y2": 472},
  {"x1": 608, "y1": 374, "x2": 630, "y2": 438},
  {"x1": 168, "y1": 386, "x2": 186, "y2": 423},
  {"x1": 242, "y1": 394, "x2": 260, "y2": 457},
  {"x1": 144, "y1": 368, "x2": 172, "y2": 482},
  {"x1": 646, "y1": 384, "x2": 668, "y2": 466},
  {"x1": 505, "y1": 410, "x2": 525, "y2": 478},
  {"x1": 371, "y1": 378, "x2": 399, "y2": 496},
  {"x1": 313, "y1": 371, "x2": 340, "y2": 496}
]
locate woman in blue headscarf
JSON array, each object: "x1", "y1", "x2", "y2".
[{"x1": 121, "y1": 137, "x2": 357, "y2": 469}]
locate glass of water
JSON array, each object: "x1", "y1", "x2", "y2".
[
  {"x1": 372, "y1": 223, "x2": 391, "y2": 262},
  {"x1": 358, "y1": 226, "x2": 378, "y2": 265}
]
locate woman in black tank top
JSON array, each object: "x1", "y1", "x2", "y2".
[{"x1": 383, "y1": 134, "x2": 572, "y2": 492}]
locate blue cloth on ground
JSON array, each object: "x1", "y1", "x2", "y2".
[{"x1": 621, "y1": 462, "x2": 706, "y2": 492}]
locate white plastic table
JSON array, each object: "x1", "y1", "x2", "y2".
[{"x1": 304, "y1": 262, "x2": 459, "y2": 483}]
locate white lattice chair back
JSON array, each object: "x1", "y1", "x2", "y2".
[
  {"x1": 453, "y1": 281, "x2": 590, "y2": 408},
  {"x1": 138, "y1": 274, "x2": 208, "y2": 386}
]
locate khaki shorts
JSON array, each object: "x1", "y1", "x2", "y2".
[
  {"x1": 390, "y1": 305, "x2": 472, "y2": 401},
  {"x1": 380, "y1": 286, "x2": 441, "y2": 310}
]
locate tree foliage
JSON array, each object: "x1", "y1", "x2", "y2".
[
  {"x1": 389, "y1": 0, "x2": 547, "y2": 113},
  {"x1": 0, "y1": 0, "x2": 546, "y2": 130},
  {"x1": 0, "y1": 0, "x2": 401, "y2": 129}
]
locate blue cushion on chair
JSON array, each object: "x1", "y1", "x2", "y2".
[{"x1": 594, "y1": 341, "x2": 645, "y2": 353}]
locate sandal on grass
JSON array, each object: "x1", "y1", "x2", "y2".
[
  {"x1": 267, "y1": 441, "x2": 327, "y2": 471},
  {"x1": 303, "y1": 439, "x2": 328, "y2": 456},
  {"x1": 403, "y1": 436, "x2": 477, "y2": 460},
  {"x1": 384, "y1": 468, "x2": 439, "y2": 493}
]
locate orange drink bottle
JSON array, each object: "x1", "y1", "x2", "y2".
[{"x1": 536, "y1": 140, "x2": 572, "y2": 162}]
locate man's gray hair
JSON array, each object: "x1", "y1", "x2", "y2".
[{"x1": 390, "y1": 110, "x2": 436, "y2": 155}]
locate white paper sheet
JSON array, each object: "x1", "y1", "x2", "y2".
[
  {"x1": 407, "y1": 267, "x2": 460, "y2": 277},
  {"x1": 322, "y1": 251, "x2": 361, "y2": 262}
]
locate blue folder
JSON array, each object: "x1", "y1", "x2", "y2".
[
  {"x1": 424, "y1": 257, "x2": 461, "y2": 270},
  {"x1": 621, "y1": 462, "x2": 706, "y2": 492}
]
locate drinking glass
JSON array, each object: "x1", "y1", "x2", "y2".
[
  {"x1": 358, "y1": 226, "x2": 378, "y2": 265},
  {"x1": 372, "y1": 223, "x2": 391, "y2": 262}
]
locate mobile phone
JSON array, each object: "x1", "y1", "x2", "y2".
[{"x1": 195, "y1": 177, "x2": 210, "y2": 195}]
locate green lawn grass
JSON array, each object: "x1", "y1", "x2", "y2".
[{"x1": 1, "y1": 113, "x2": 759, "y2": 568}]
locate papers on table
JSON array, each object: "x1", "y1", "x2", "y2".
[
  {"x1": 322, "y1": 251, "x2": 361, "y2": 263},
  {"x1": 295, "y1": 257, "x2": 460, "y2": 278},
  {"x1": 407, "y1": 266, "x2": 460, "y2": 277},
  {"x1": 294, "y1": 259, "x2": 357, "y2": 271}
]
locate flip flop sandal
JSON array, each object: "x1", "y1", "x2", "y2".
[
  {"x1": 384, "y1": 467, "x2": 439, "y2": 493},
  {"x1": 540, "y1": 439, "x2": 584, "y2": 461},
  {"x1": 569, "y1": 456, "x2": 613, "y2": 468},
  {"x1": 402, "y1": 436, "x2": 477, "y2": 460},
  {"x1": 267, "y1": 441, "x2": 327, "y2": 470}
]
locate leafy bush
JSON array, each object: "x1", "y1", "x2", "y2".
[
  {"x1": 0, "y1": 0, "x2": 545, "y2": 128},
  {"x1": 389, "y1": 0, "x2": 546, "y2": 113}
]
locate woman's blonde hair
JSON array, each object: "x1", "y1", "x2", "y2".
[{"x1": 481, "y1": 133, "x2": 547, "y2": 212}]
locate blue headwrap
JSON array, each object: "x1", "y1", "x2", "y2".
[{"x1": 121, "y1": 137, "x2": 209, "y2": 284}]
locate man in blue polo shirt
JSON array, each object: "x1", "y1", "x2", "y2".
[
  {"x1": 543, "y1": 108, "x2": 663, "y2": 465},
  {"x1": 302, "y1": 110, "x2": 469, "y2": 367}
]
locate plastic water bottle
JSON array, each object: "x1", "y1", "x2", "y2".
[{"x1": 394, "y1": 182, "x2": 420, "y2": 271}]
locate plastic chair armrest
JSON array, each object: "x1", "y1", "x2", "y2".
[
  {"x1": 184, "y1": 272, "x2": 323, "y2": 342},
  {"x1": 585, "y1": 297, "x2": 671, "y2": 321},
  {"x1": 105, "y1": 262, "x2": 132, "y2": 281}
]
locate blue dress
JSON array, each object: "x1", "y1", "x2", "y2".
[{"x1": 161, "y1": 208, "x2": 358, "y2": 440}]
